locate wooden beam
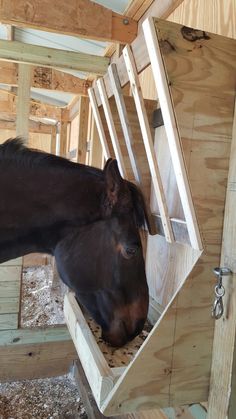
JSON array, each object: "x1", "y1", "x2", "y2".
[
  {"x1": 208, "y1": 99, "x2": 236, "y2": 419},
  {"x1": 59, "y1": 110, "x2": 69, "y2": 157},
  {"x1": 0, "y1": 325, "x2": 77, "y2": 382},
  {"x1": 0, "y1": 39, "x2": 109, "y2": 75},
  {"x1": 0, "y1": 0, "x2": 137, "y2": 44},
  {"x1": 0, "y1": 62, "x2": 91, "y2": 95},
  {"x1": 0, "y1": 119, "x2": 54, "y2": 134},
  {"x1": 16, "y1": 64, "x2": 32, "y2": 140},
  {"x1": 50, "y1": 125, "x2": 57, "y2": 154}
]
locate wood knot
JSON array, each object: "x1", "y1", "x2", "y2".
[{"x1": 181, "y1": 26, "x2": 210, "y2": 42}]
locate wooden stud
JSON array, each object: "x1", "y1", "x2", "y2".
[
  {"x1": 88, "y1": 88, "x2": 110, "y2": 161},
  {"x1": 77, "y1": 97, "x2": 90, "y2": 164},
  {"x1": 16, "y1": 64, "x2": 32, "y2": 140},
  {"x1": 208, "y1": 99, "x2": 236, "y2": 419},
  {"x1": 123, "y1": 44, "x2": 174, "y2": 243},
  {"x1": 0, "y1": 39, "x2": 109, "y2": 75},
  {"x1": 97, "y1": 78, "x2": 127, "y2": 179},
  {"x1": 143, "y1": 17, "x2": 202, "y2": 250},
  {"x1": 50, "y1": 125, "x2": 57, "y2": 154}
]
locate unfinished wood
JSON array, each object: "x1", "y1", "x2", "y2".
[
  {"x1": 98, "y1": 20, "x2": 236, "y2": 415},
  {"x1": 88, "y1": 88, "x2": 110, "y2": 160},
  {"x1": 77, "y1": 97, "x2": 89, "y2": 164},
  {"x1": 73, "y1": 360, "x2": 111, "y2": 419},
  {"x1": 0, "y1": 62, "x2": 91, "y2": 95},
  {"x1": 169, "y1": 0, "x2": 236, "y2": 39},
  {"x1": 0, "y1": 39, "x2": 108, "y2": 75},
  {"x1": 97, "y1": 78, "x2": 127, "y2": 178},
  {"x1": 0, "y1": 325, "x2": 71, "y2": 346},
  {"x1": 50, "y1": 125, "x2": 57, "y2": 154},
  {"x1": 0, "y1": 90, "x2": 61, "y2": 121},
  {"x1": 88, "y1": 108, "x2": 104, "y2": 169},
  {"x1": 0, "y1": 0, "x2": 137, "y2": 44},
  {"x1": 139, "y1": 0, "x2": 185, "y2": 25},
  {"x1": 108, "y1": 63, "x2": 141, "y2": 183},
  {"x1": 143, "y1": 17, "x2": 202, "y2": 250},
  {"x1": 64, "y1": 292, "x2": 116, "y2": 407},
  {"x1": 0, "y1": 313, "x2": 18, "y2": 330},
  {"x1": 0, "y1": 119, "x2": 53, "y2": 134},
  {"x1": 208, "y1": 100, "x2": 236, "y2": 419},
  {"x1": 123, "y1": 44, "x2": 174, "y2": 243},
  {"x1": 0, "y1": 297, "x2": 19, "y2": 314},
  {"x1": 125, "y1": 1, "x2": 155, "y2": 21},
  {"x1": 0, "y1": 339, "x2": 77, "y2": 381},
  {"x1": 0, "y1": 258, "x2": 22, "y2": 266},
  {"x1": 16, "y1": 63, "x2": 32, "y2": 140}
]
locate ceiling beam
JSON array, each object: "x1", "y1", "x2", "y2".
[
  {"x1": 0, "y1": 0, "x2": 137, "y2": 44},
  {"x1": 0, "y1": 62, "x2": 91, "y2": 95},
  {"x1": 0, "y1": 39, "x2": 109, "y2": 75}
]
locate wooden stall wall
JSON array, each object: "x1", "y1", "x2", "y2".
[{"x1": 0, "y1": 130, "x2": 52, "y2": 152}]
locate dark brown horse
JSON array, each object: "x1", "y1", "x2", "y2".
[{"x1": 0, "y1": 138, "x2": 149, "y2": 346}]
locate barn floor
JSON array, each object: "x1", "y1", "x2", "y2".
[{"x1": 0, "y1": 263, "x2": 88, "y2": 419}]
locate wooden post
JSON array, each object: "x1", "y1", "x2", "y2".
[
  {"x1": 50, "y1": 125, "x2": 57, "y2": 155},
  {"x1": 208, "y1": 100, "x2": 236, "y2": 418},
  {"x1": 77, "y1": 96, "x2": 89, "y2": 164},
  {"x1": 59, "y1": 110, "x2": 69, "y2": 158},
  {"x1": 16, "y1": 64, "x2": 32, "y2": 141}
]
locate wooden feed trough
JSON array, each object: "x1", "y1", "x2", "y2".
[{"x1": 64, "y1": 17, "x2": 236, "y2": 416}]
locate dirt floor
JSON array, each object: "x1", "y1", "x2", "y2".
[{"x1": 0, "y1": 263, "x2": 88, "y2": 419}]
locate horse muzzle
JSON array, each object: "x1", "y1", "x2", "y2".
[{"x1": 101, "y1": 299, "x2": 148, "y2": 347}]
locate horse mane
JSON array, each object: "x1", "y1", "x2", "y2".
[
  {"x1": 1, "y1": 138, "x2": 148, "y2": 229},
  {"x1": 0, "y1": 137, "x2": 102, "y2": 177}
]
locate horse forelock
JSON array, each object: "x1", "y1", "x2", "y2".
[{"x1": 126, "y1": 181, "x2": 147, "y2": 229}]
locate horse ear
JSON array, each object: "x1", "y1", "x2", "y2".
[
  {"x1": 103, "y1": 157, "x2": 113, "y2": 171},
  {"x1": 104, "y1": 159, "x2": 123, "y2": 208}
]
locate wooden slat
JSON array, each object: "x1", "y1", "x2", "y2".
[
  {"x1": 0, "y1": 39, "x2": 109, "y2": 75},
  {"x1": 143, "y1": 17, "x2": 202, "y2": 250},
  {"x1": 0, "y1": 340, "x2": 76, "y2": 381},
  {"x1": 0, "y1": 266, "x2": 22, "y2": 281},
  {"x1": 0, "y1": 325, "x2": 71, "y2": 346},
  {"x1": 64, "y1": 292, "x2": 115, "y2": 407},
  {"x1": 0, "y1": 0, "x2": 137, "y2": 44},
  {"x1": 0, "y1": 258, "x2": 22, "y2": 266},
  {"x1": 88, "y1": 88, "x2": 110, "y2": 161},
  {"x1": 208, "y1": 99, "x2": 236, "y2": 418},
  {"x1": 0, "y1": 297, "x2": 19, "y2": 314},
  {"x1": 97, "y1": 78, "x2": 127, "y2": 178},
  {"x1": 153, "y1": 215, "x2": 190, "y2": 246},
  {"x1": 76, "y1": 97, "x2": 90, "y2": 164},
  {"x1": 108, "y1": 63, "x2": 141, "y2": 183},
  {"x1": 123, "y1": 44, "x2": 174, "y2": 243},
  {"x1": 50, "y1": 125, "x2": 57, "y2": 154},
  {"x1": 0, "y1": 313, "x2": 18, "y2": 330}
]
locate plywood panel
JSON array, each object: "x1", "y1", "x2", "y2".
[{"x1": 168, "y1": 0, "x2": 236, "y2": 39}]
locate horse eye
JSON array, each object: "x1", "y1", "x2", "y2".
[
  {"x1": 126, "y1": 247, "x2": 137, "y2": 256},
  {"x1": 123, "y1": 245, "x2": 139, "y2": 259}
]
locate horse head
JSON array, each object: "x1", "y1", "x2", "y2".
[{"x1": 54, "y1": 215, "x2": 149, "y2": 347}]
